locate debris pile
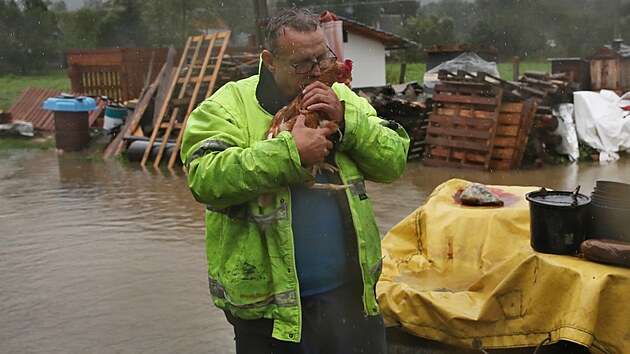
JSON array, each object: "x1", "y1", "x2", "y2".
[
  {"x1": 103, "y1": 31, "x2": 257, "y2": 168},
  {"x1": 356, "y1": 82, "x2": 428, "y2": 160}
]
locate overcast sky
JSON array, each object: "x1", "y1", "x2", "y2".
[{"x1": 58, "y1": 0, "x2": 85, "y2": 10}]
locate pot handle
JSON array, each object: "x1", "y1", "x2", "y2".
[{"x1": 571, "y1": 185, "x2": 581, "y2": 206}]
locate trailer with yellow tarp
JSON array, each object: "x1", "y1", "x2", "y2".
[{"x1": 378, "y1": 178, "x2": 628, "y2": 354}]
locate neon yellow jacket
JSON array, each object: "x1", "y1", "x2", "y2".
[{"x1": 180, "y1": 71, "x2": 409, "y2": 342}]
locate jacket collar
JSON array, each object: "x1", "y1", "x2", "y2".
[{"x1": 256, "y1": 63, "x2": 291, "y2": 116}]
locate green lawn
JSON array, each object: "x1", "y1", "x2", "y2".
[
  {"x1": 386, "y1": 61, "x2": 551, "y2": 85},
  {"x1": 0, "y1": 69, "x2": 71, "y2": 110}
]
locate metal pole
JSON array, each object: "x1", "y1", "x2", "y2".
[
  {"x1": 253, "y1": 0, "x2": 269, "y2": 48},
  {"x1": 613, "y1": 0, "x2": 622, "y2": 40}
]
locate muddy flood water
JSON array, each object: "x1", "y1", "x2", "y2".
[{"x1": 1, "y1": 148, "x2": 629, "y2": 353}]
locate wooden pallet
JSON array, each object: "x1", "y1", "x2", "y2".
[
  {"x1": 141, "y1": 31, "x2": 231, "y2": 168},
  {"x1": 490, "y1": 99, "x2": 537, "y2": 169},
  {"x1": 423, "y1": 82, "x2": 503, "y2": 170}
]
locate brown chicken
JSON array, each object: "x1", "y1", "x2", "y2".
[{"x1": 265, "y1": 59, "x2": 353, "y2": 192}]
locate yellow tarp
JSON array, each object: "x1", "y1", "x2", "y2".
[{"x1": 378, "y1": 178, "x2": 629, "y2": 354}]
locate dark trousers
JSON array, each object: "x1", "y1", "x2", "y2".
[{"x1": 224, "y1": 283, "x2": 386, "y2": 354}]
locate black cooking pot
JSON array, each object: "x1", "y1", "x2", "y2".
[{"x1": 526, "y1": 186, "x2": 591, "y2": 255}]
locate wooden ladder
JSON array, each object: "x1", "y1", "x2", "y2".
[{"x1": 141, "y1": 31, "x2": 231, "y2": 168}]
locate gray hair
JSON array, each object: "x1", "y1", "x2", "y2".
[{"x1": 264, "y1": 8, "x2": 320, "y2": 54}]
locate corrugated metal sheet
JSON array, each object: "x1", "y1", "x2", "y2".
[
  {"x1": 8, "y1": 87, "x2": 106, "y2": 131},
  {"x1": 8, "y1": 87, "x2": 61, "y2": 131}
]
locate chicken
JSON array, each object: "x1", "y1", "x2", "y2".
[
  {"x1": 265, "y1": 59, "x2": 353, "y2": 192},
  {"x1": 266, "y1": 59, "x2": 353, "y2": 140}
]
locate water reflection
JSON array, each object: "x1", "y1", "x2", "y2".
[{"x1": 0, "y1": 148, "x2": 628, "y2": 353}]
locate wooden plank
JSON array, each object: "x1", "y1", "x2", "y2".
[
  {"x1": 433, "y1": 93, "x2": 501, "y2": 106},
  {"x1": 103, "y1": 64, "x2": 166, "y2": 159},
  {"x1": 497, "y1": 113, "x2": 521, "y2": 125},
  {"x1": 428, "y1": 114, "x2": 495, "y2": 129},
  {"x1": 428, "y1": 147, "x2": 486, "y2": 163},
  {"x1": 153, "y1": 47, "x2": 177, "y2": 125},
  {"x1": 501, "y1": 102, "x2": 523, "y2": 113},
  {"x1": 425, "y1": 136, "x2": 491, "y2": 152},
  {"x1": 436, "y1": 107, "x2": 497, "y2": 120},
  {"x1": 491, "y1": 147, "x2": 515, "y2": 159},
  {"x1": 435, "y1": 83, "x2": 498, "y2": 95},
  {"x1": 493, "y1": 136, "x2": 518, "y2": 148},
  {"x1": 490, "y1": 159, "x2": 512, "y2": 170},
  {"x1": 169, "y1": 97, "x2": 191, "y2": 107},
  {"x1": 511, "y1": 99, "x2": 538, "y2": 168},
  {"x1": 422, "y1": 157, "x2": 488, "y2": 171},
  {"x1": 495, "y1": 125, "x2": 519, "y2": 137},
  {"x1": 426, "y1": 125, "x2": 492, "y2": 140}
]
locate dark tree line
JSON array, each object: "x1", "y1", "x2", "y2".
[
  {"x1": 0, "y1": 0, "x2": 629, "y2": 74},
  {"x1": 411, "y1": 0, "x2": 630, "y2": 60}
]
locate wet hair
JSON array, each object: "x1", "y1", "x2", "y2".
[{"x1": 264, "y1": 8, "x2": 320, "y2": 55}]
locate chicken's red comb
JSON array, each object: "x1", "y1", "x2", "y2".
[{"x1": 344, "y1": 59, "x2": 353, "y2": 72}]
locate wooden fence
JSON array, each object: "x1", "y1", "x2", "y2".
[{"x1": 67, "y1": 47, "x2": 179, "y2": 102}]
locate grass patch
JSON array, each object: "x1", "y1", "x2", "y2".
[
  {"x1": 0, "y1": 68, "x2": 71, "y2": 110},
  {"x1": 0, "y1": 135, "x2": 56, "y2": 150},
  {"x1": 386, "y1": 61, "x2": 551, "y2": 85}
]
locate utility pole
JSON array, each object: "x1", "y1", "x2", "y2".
[
  {"x1": 613, "y1": 0, "x2": 622, "y2": 40},
  {"x1": 253, "y1": 0, "x2": 269, "y2": 48}
]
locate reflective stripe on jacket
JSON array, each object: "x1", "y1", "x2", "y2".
[{"x1": 180, "y1": 71, "x2": 409, "y2": 342}]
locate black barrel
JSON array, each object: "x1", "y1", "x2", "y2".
[{"x1": 526, "y1": 188, "x2": 591, "y2": 255}]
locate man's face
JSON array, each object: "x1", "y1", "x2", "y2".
[{"x1": 263, "y1": 27, "x2": 328, "y2": 99}]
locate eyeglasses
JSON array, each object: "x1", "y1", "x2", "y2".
[{"x1": 276, "y1": 46, "x2": 338, "y2": 74}]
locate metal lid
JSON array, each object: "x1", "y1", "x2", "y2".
[{"x1": 526, "y1": 188, "x2": 591, "y2": 208}]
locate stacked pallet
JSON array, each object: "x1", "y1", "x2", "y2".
[
  {"x1": 423, "y1": 68, "x2": 587, "y2": 169},
  {"x1": 423, "y1": 75, "x2": 504, "y2": 170}
]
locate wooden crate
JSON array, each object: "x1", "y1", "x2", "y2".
[
  {"x1": 490, "y1": 99, "x2": 537, "y2": 169},
  {"x1": 423, "y1": 82, "x2": 503, "y2": 170}
]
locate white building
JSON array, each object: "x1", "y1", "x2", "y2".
[{"x1": 331, "y1": 16, "x2": 417, "y2": 88}]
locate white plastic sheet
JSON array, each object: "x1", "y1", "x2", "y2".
[
  {"x1": 0, "y1": 121, "x2": 34, "y2": 137},
  {"x1": 573, "y1": 90, "x2": 630, "y2": 162},
  {"x1": 423, "y1": 52, "x2": 500, "y2": 94},
  {"x1": 552, "y1": 103, "x2": 579, "y2": 162}
]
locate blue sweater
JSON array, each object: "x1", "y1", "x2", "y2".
[{"x1": 290, "y1": 173, "x2": 347, "y2": 297}]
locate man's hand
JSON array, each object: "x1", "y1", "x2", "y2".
[
  {"x1": 301, "y1": 81, "x2": 344, "y2": 126},
  {"x1": 292, "y1": 115, "x2": 335, "y2": 167}
]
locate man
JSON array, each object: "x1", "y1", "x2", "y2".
[{"x1": 180, "y1": 7, "x2": 409, "y2": 354}]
